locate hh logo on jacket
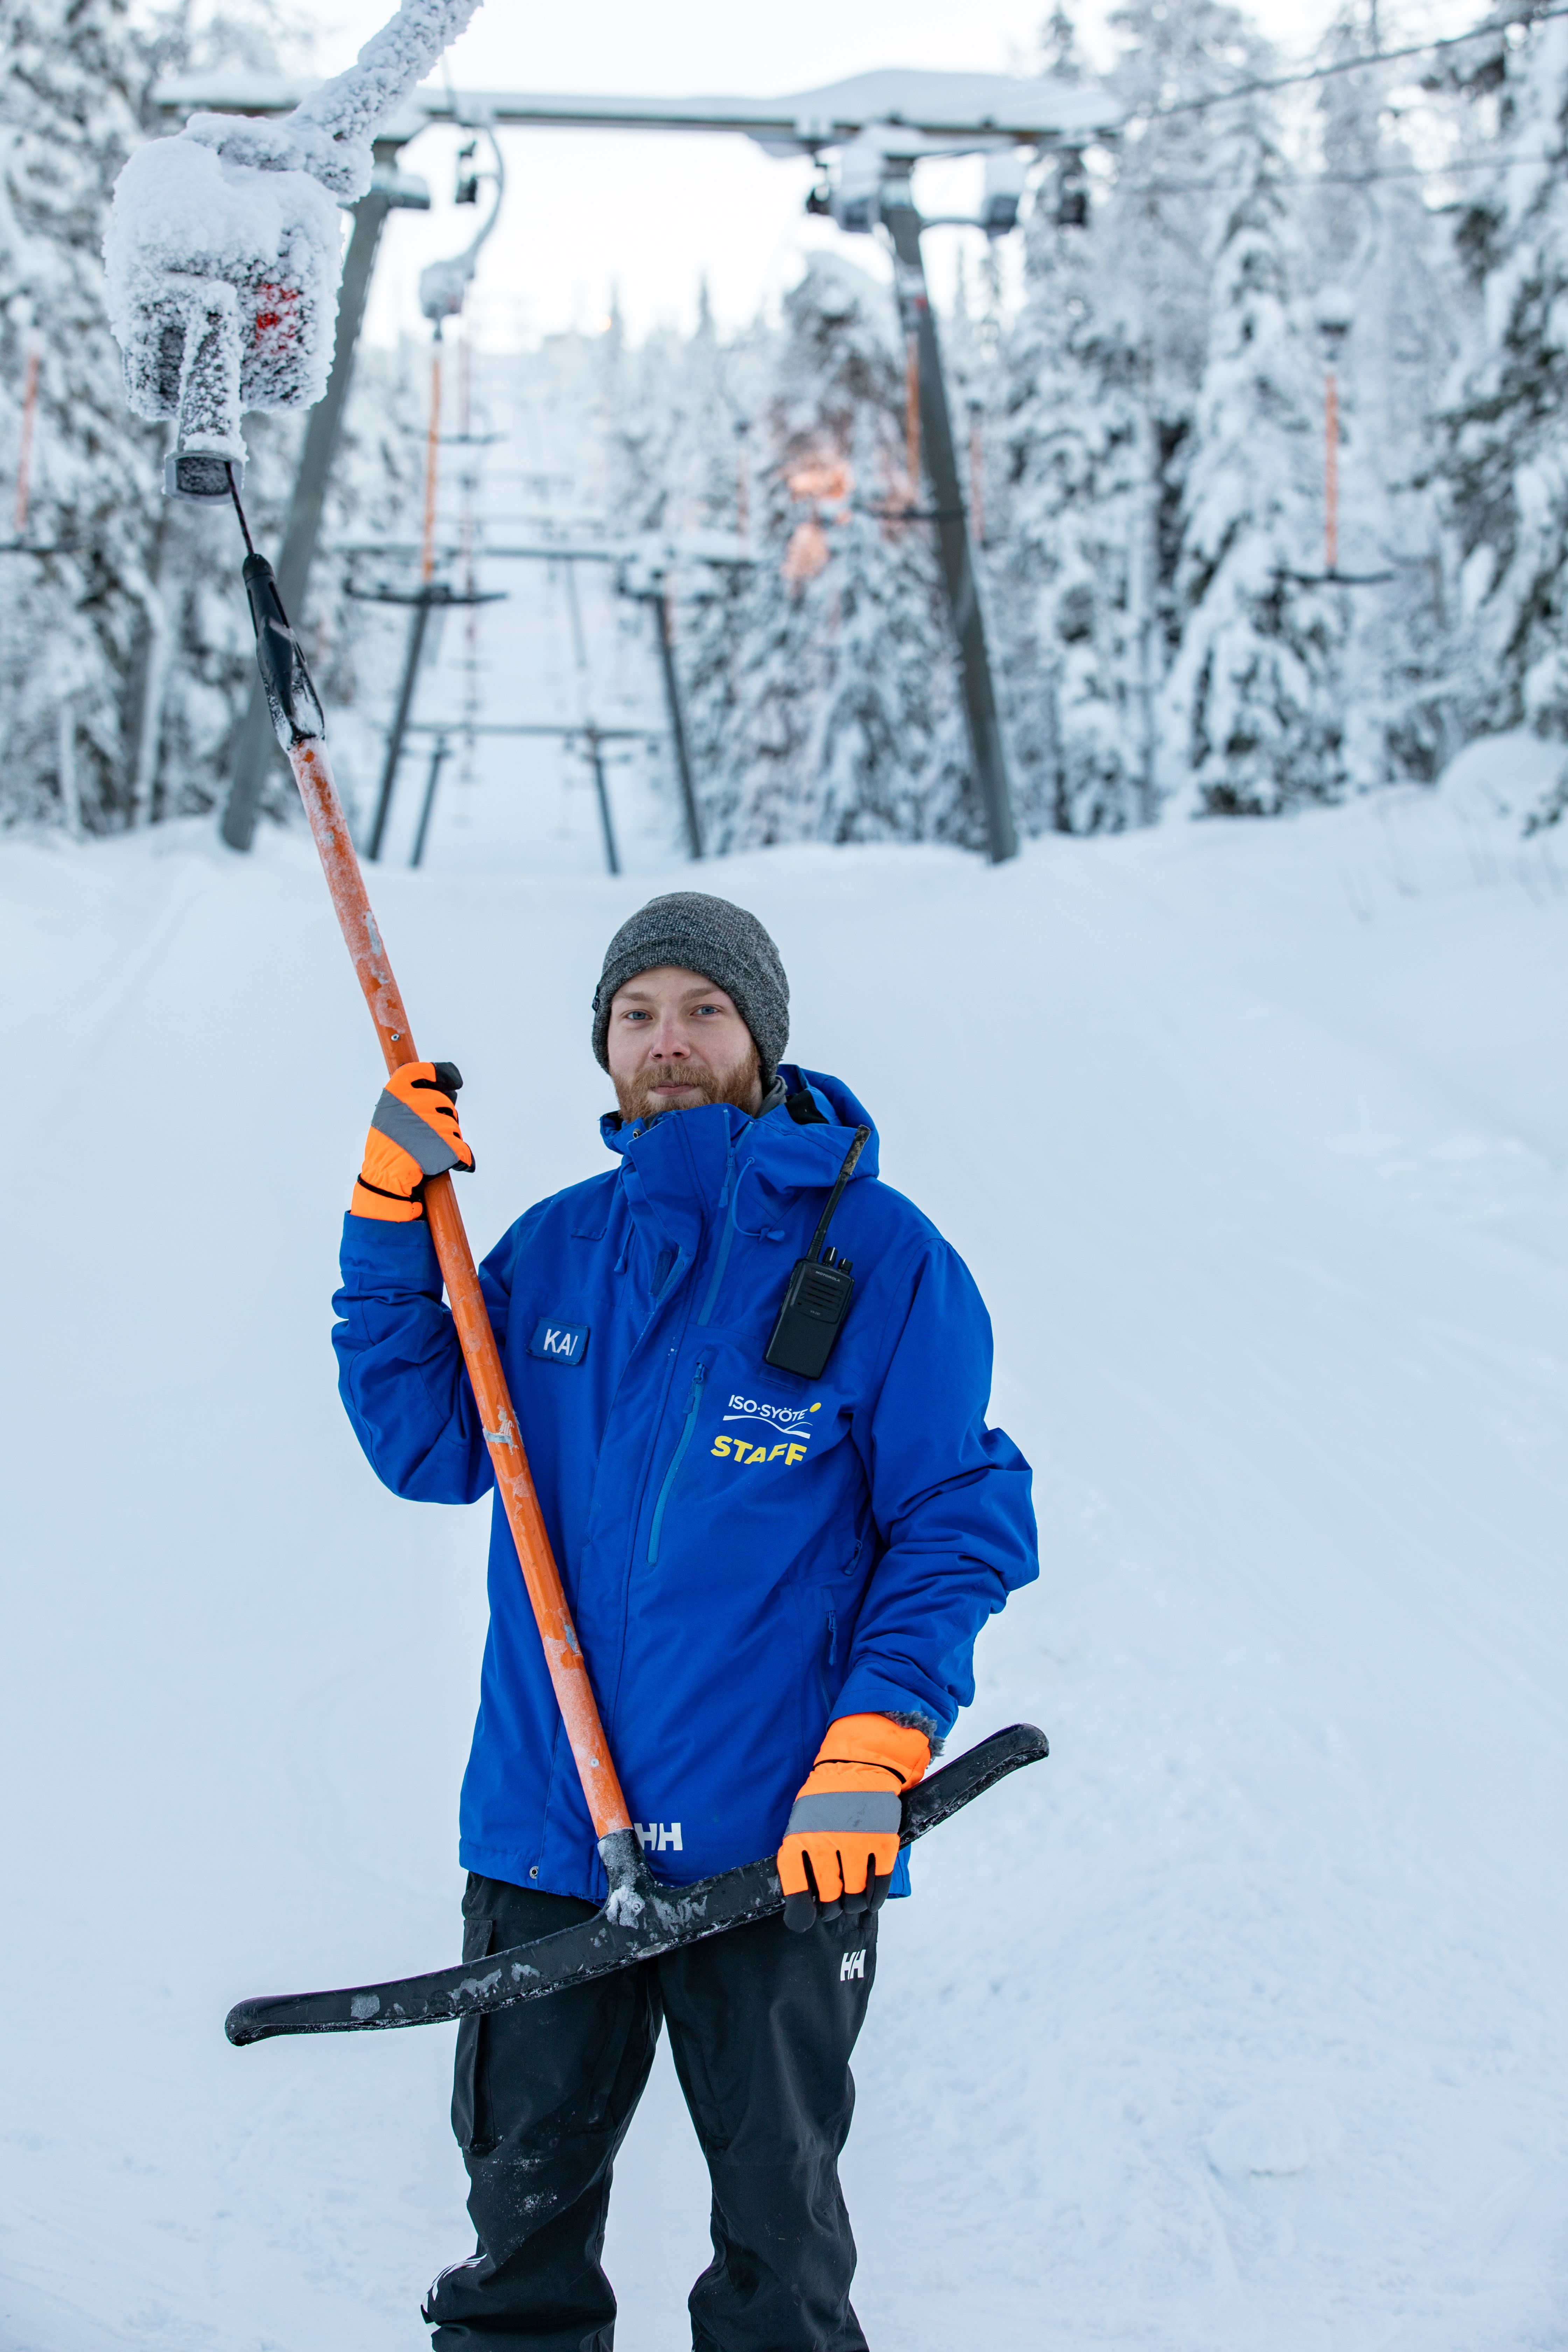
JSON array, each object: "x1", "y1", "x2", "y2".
[{"x1": 711, "y1": 1393, "x2": 822, "y2": 1469}]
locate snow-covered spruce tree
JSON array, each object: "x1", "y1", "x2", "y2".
[
  {"x1": 1303, "y1": 10, "x2": 1464, "y2": 788},
  {"x1": 0, "y1": 0, "x2": 163, "y2": 831},
  {"x1": 660, "y1": 282, "x2": 756, "y2": 538},
  {"x1": 996, "y1": 0, "x2": 1264, "y2": 833},
  {"x1": 601, "y1": 285, "x2": 749, "y2": 540},
  {"x1": 1437, "y1": 14, "x2": 1568, "y2": 828},
  {"x1": 998, "y1": 164, "x2": 1162, "y2": 833},
  {"x1": 682, "y1": 252, "x2": 975, "y2": 852},
  {"x1": 1160, "y1": 83, "x2": 1349, "y2": 816}
]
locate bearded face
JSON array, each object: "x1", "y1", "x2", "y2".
[
  {"x1": 612, "y1": 1038, "x2": 762, "y2": 1124},
  {"x1": 606, "y1": 966, "x2": 764, "y2": 1123}
]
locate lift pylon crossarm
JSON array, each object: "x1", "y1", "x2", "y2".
[
  {"x1": 335, "y1": 533, "x2": 755, "y2": 569},
  {"x1": 153, "y1": 66, "x2": 1119, "y2": 150}
]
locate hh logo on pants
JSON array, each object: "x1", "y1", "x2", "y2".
[
  {"x1": 840, "y1": 1949, "x2": 866, "y2": 1982},
  {"x1": 635, "y1": 1821, "x2": 683, "y2": 1852}
]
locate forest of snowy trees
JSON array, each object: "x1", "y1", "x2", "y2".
[{"x1": 8, "y1": 0, "x2": 1568, "y2": 845}]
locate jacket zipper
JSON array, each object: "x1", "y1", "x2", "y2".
[
  {"x1": 826, "y1": 1604, "x2": 838, "y2": 1667},
  {"x1": 648, "y1": 1361, "x2": 706, "y2": 1564},
  {"x1": 698, "y1": 1129, "x2": 742, "y2": 1324}
]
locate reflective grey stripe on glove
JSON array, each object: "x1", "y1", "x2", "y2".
[{"x1": 783, "y1": 1792, "x2": 903, "y2": 1838}]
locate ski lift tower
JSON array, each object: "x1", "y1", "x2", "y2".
[
  {"x1": 155, "y1": 66, "x2": 1115, "y2": 861},
  {"x1": 456, "y1": 71, "x2": 1116, "y2": 865}
]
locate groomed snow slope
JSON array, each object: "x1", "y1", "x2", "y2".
[{"x1": 2, "y1": 778, "x2": 1566, "y2": 2351}]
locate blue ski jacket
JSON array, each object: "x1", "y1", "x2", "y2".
[{"x1": 332, "y1": 1068, "x2": 1037, "y2": 1903}]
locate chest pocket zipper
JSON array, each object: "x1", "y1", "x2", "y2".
[{"x1": 648, "y1": 1362, "x2": 706, "y2": 1564}]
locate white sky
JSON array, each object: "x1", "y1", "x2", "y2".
[{"x1": 286, "y1": 0, "x2": 1483, "y2": 349}]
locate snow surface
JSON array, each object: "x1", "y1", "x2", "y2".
[{"x1": 2, "y1": 773, "x2": 1566, "y2": 2349}]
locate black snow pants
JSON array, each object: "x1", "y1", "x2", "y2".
[{"x1": 422, "y1": 1872, "x2": 879, "y2": 2352}]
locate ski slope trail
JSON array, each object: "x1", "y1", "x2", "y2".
[{"x1": 2, "y1": 783, "x2": 1566, "y2": 2351}]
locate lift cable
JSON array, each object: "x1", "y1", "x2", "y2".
[
  {"x1": 1125, "y1": 3, "x2": 1568, "y2": 128},
  {"x1": 1116, "y1": 147, "x2": 1564, "y2": 199}
]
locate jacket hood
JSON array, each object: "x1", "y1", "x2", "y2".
[
  {"x1": 599, "y1": 1064, "x2": 880, "y2": 1191},
  {"x1": 595, "y1": 1065, "x2": 878, "y2": 1276}
]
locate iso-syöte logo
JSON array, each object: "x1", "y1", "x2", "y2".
[{"x1": 712, "y1": 1393, "x2": 823, "y2": 1468}]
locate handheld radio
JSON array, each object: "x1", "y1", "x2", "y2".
[{"x1": 764, "y1": 1124, "x2": 872, "y2": 1380}]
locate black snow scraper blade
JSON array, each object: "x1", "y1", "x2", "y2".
[{"x1": 225, "y1": 1724, "x2": 1048, "y2": 2046}]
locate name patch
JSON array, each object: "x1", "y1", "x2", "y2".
[{"x1": 529, "y1": 1319, "x2": 589, "y2": 1366}]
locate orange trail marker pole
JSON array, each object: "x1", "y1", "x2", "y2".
[
  {"x1": 1324, "y1": 368, "x2": 1339, "y2": 577},
  {"x1": 14, "y1": 346, "x2": 39, "y2": 536}
]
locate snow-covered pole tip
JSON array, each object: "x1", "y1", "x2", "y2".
[{"x1": 104, "y1": 0, "x2": 483, "y2": 500}]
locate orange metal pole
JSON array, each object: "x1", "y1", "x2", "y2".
[
  {"x1": 1324, "y1": 369, "x2": 1339, "y2": 577},
  {"x1": 14, "y1": 346, "x2": 39, "y2": 536},
  {"x1": 288, "y1": 733, "x2": 634, "y2": 1846}
]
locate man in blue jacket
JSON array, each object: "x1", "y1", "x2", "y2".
[{"x1": 332, "y1": 892, "x2": 1037, "y2": 2352}]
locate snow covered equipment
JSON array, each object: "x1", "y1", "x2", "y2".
[
  {"x1": 104, "y1": 0, "x2": 482, "y2": 499},
  {"x1": 225, "y1": 1724, "x2": 1046, "y2": 2043},
  {"x1": 418, "y1": 122, "x2": 504, "y2": 331}
]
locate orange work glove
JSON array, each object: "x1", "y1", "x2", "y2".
[
  {"x1": 778, "y1": 1713, "x2": 930, "y2": 1933},
  {"x1": 350, "y1": 1060, "x2": 475, "y2": 1223}
]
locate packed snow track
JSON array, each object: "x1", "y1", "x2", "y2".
[{"x1": 2, "y1": 774, "x2": 1565, "y2": 2350}]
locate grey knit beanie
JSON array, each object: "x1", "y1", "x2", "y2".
[{"x1": 592, "y1": 892, "x2": 790, "y2": 1082}]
